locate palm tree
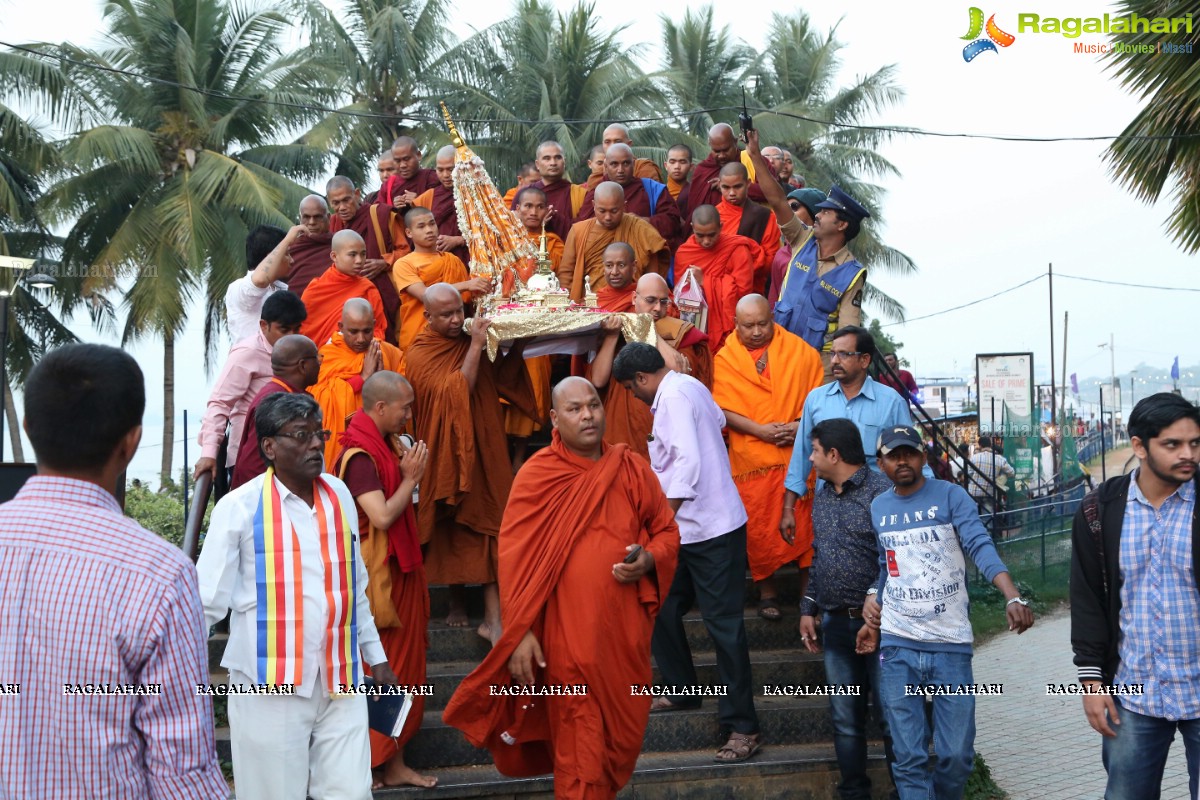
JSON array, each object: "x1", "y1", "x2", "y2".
[
  {"x1": 1103, "y1": 0, "x2": 1200, "y2": 253},
  {"x1": 435, "y1": 0, "x2": 671, "y2": 185},
  {"x1": 3, "y1": 0, "x2": 335, "y2": 482}
]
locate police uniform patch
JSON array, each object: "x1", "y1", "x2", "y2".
[{"x1": 851, "y1": 290, "x2": 862, "y2": 307}]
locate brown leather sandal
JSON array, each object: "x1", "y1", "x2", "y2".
[{"x1": 714, "y1": 731, "x2": 761, "y2": 762}]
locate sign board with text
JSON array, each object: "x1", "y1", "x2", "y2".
[{"x1": 976, "y1": 352, "x2": 1035, "y2": 437}]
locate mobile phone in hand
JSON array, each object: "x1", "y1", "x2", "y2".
[{"x1": 623, "y1": 545, "x2": 643, "y2": 564}]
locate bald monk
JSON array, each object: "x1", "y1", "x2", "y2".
[
  {"x1": 311, "y1": 297, "x2": 405, "y2": 466},
  {"x1": 382, "y1": 135, "x2": 440, "y2": 210},
  {"x1": 576, "y1": 144, "x2": 682, "y2": 248},
  {"x1": 363, "y1": 151, "x2": 398, "y2": 204},
  {"x1": 634, "y1": 273, "x2": 713, "y2": 390},
  {"x1": 501, "y1": 162, "x2": 540, "y2": 208},
  {"x1": 716, "y1": 162, "x2": 781, "y2": 292},
  {"x1": 664, "y1": 143, "x2": 694, "y2": 203},
  {"x1": 333, "y1": 372, "x2": 435, "y2": 790},
  {"x1": 513, "y1": 141, "x2": 587, "y2": 242},
  {"x1": 712, "y1": 295, "x2": 823, "y2": 618},
  {"x1": 672, "y1": 205, "x2": 756, "y2": 353},
  {"x1": 326, "y1": 176, "x2": 404, "y2": 342},
  {"x1": 595, "y1": 242, "x2": 637, "y2": 312},
  {"x1": 390, "y1": 207, "x2": 488, "y2": 350},
  {"x1": 585, "y1": 144, "x2": 606, "y2": 179},
  {"x1": 405, "y1": 284, "x2": 535, "y2": 641},
  {"x1": 412, "y1": 145, "x2": 469, "y2": 267},
  {"x1": 286, "y1": 194, "x2": 334, "y2": 299},
  {"x1": 229, "y1": 334, "x2": 322, "y2": 489},
  {"x1": 442, "y1": 377, "x2": 679, "y2": 799},
  {"x1": 682, "y1": 123, "x2": 770, "y2": 227},
  {"x1": 559, "y1": 182, "x2": 669, "y2": 302},
  {"x1": 584, "y1": 123, "x2": 664, "y2": 188},
  {"x1": 514, "y1": 187, "x2": 564, "y2": 269},
  {"x1": 300, "y1": 229, "x2": 389, "y2": 345}
]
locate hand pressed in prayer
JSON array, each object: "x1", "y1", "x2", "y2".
[
  {"x1": 400, "y1": 440, "x2": 428, "y2": 483},
  {"x1": 359, "y1": 258, "x2": 390, "y2": 281},
  {"x1": 361, "y1": 340, "x2": 382, "y2": 380}
]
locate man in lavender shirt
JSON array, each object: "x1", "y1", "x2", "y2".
[{"x1": 613, "y1": 342, "x2": 761, "y2": 763}]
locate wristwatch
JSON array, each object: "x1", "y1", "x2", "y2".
[
  {"x1": 1006, "y1": 596, "x2": 1029, "y2": 607},
  {"x1": 865, "y1": 588, "x2": 878, "y2": 596}
]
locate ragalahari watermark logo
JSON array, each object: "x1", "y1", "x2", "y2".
[{"x1": 961, "y1": 8, "x2": 1016, "y2": 62}]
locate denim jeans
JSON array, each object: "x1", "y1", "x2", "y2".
[
  {"x1": 1102, "y1": 699, "x2": 1200, "y2": 800},
  {"x1": 878, "y1": 645, "x2": 975, "y2": 800},
  {"x1": 822, "y1": 613, "x2": 897, "y2": 800}
]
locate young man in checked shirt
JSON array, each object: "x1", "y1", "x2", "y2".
[
  {"x1": 799, "y1": 418, "x2": 898, "y2": 800},
  {"x1": 1071, "y1": 393, "x2": 1200, "y2": 800}
]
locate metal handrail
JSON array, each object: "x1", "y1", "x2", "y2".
[{"x1": 182, "y1": 471, "x2": 212, "y2": 563}]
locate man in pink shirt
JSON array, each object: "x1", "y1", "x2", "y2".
[{"x1": 194, "y1": 291, "x2": 307, "y2": 487}]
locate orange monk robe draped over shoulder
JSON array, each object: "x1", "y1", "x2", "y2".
[
  {"x1": 286, "y1": 231, "x2": 334, "y2": 300},
  {"x1": 404, "y1": 330, "x2": 535, "y2": 584},
  {"x1": 390, "y1": 251, "x2": 470, "y2": 351},
  {"x1": 299, "y1": 266, "x2": 389, "y2": 346},
  {"x1": 655, "y1": 317, "x2": 714, "y2": 390},
  {"x1": 558, "y1": 217, "x2": 669, "y2": 302},
  {"x1": 712, "y1": 325, "x2": 824, "y2": 580},
  {"x1": 311, "y1": 332, "x2": 404, "y2": 466},
  {"x1": 666, "y1": 178, "x2": 688, "y2": 201},
  {"x1": 672, "y1": 233, "x2": 757, "y2": 353},
  {"x1": 596, "y1": 283, "x2": 635, "y2": 313},
  {"x1": 329, "y1": 202, "x2": 405, "y2": 342},
  {"x1": 717, "y1": 200, "x2": 780, "y2": 295},
  {"x1": 512, "y1": 181, "x2": 586, "y2": 242},
  {"x1": 442, "y1": 433, "x2": 679, "y2": 796},
  {"x1": 414, "y1": 184, "x2": 471, "y2": 267},
  {"x1": 575, "y1": 180, "x2": 683, "y2": 250}
]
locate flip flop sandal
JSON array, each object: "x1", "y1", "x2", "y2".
[
  {"x1": 715, "y1": 732, "x2": 761, "y2": 762},
  {"x1": 757, "y1": 597, "x2": 783, "y2": 621}
]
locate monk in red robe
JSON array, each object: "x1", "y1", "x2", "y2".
[
  {"x1": 229, "y1": 334, "x2": 321, "y2": 490},
  {"x1": 382, "y1": 135, "x2": 440, "y2": 210},
  {"x1": 717, "y1": 162, "x2": 781, "y2": 293},
  {"x1": 712, "y1": 295, "x2": 823, "y2": 618},
  {"x1": 326, "y1": 175, "x2": 403, "y2": 342},
  {"x1": 405, "y1": 284, "x2": 534, "y2": 641},
  {"x1": 583, "y1": 123, "x2": 664, "y2": 188},
  {"x1": 512, "y1": 141, "x2": 587, "y2": 242},
  {"x1": 442, "y1": 376, "x2": 679, "y2": 800},
  {"x1": 333, "y1": 372, "x2": 435, "y2": 790},
  {"x1": 286, "y1": 194, "x2": 335, "y2": 299},
  {"x1": 412, "y1": 145, "x2": 470, "y2": 267},
  {"x1": 311, "y1": 299, "x2": 405, "y2": 467},
  {"x1": 300, "y1": 230, "x2": 389, "y2": 345},
  {"x1": 634, "y1": 273, "x2": 713, "y2": 389},
  {"x1": 559, "y1": 183, "x2": 669, "y2": 301},
  {"x1": 672, "y1": 205, "x2": 756, "y2": 353},
  {"x1": 681, "y1": 123, "x2": 771, "y2": 230},
  {"x1": 576, "y1": 144, "x2": 681, "y2": 248}
]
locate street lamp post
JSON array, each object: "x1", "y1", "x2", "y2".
[{"x1": 0, "y1": 257, "x2": 58, "y2": 463}]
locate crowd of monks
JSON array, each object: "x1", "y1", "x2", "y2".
[{"x1": 197, "y1": 122, "x2": 872, "y2": 796}]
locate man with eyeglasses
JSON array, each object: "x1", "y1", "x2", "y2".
[
  {"x1": 634, "y1": 272, "x2": 713, "y2": 388},
  {"x1": 781, "y1": 325, "x2": 913, "y2": 538},
  {"x1": 198, "y1": 391, "x2": 398, "y2": 800}
]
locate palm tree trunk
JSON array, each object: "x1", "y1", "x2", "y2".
[
  {"x1": 160, "y1": 332, "x2": 174, "y2": 485},
  {"x1": 4, "y1": 380, "x2": 24, "y2": 463}
]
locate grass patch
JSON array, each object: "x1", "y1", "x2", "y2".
[
  {"x1": 965, "y1": 753, "x2": 1008, "y2": 799},
  {"x1": 968, "y1": 526, "x2": 1073, "y2": 641}
]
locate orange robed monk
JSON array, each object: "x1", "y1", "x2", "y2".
[
  {"x1": 712, "y1": 295, "x2": 823, "y2": 619},
  {"x1": 333, "y1": 372, "x2": 435, "y2": 790},
  {"x1": 404, "y1": 284, "x2": 535, "y2": 642},
  {"x1": 311, "y1": 298, "x2": 404, "y2": 467},
  {"x1": 634, "y1": 273, "x2": 713, "y2": 390},
  {"x1": 300, "y1": 229, "x2": 389, "y2": 346},
  {"x1": 326, "y1": 175, "x2": 404, "y2": 342},
  {"x1": 442, "y1": 377, "x2": 680, "y2": 799},
  {"x1": 673, "y1": 204, "x2": 757, "y2": 353},
  {"x1": 595, "y1": 242, "x2": 637, "y2": 312},
  {"x1": 390, "y1": 207, "x2": 489, "y2": 351},
  {"x1": 717, "y1": 162, "x2": 781, "y2": 293}
]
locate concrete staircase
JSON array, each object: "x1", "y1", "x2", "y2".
[{"x1": 210, "y1": 570, "x2": 893, "y2": 799}]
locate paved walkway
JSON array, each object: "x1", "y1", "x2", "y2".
[{"x1": 974, "y1": 608, "x2": 1190, "y2": 799}]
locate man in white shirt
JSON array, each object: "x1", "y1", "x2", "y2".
[
  {"x1": 197, "y1": 392, "x2": 397, "y2": 800},
  {"x1": 225, "y1": 223, "x2": 305, "y2": 344}
]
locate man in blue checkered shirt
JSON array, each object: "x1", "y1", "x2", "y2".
[{"x1": 1071, "y1": 393, "x2": 1200, "y2": 800}]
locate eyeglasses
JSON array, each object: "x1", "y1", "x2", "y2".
[
  {"x1": 637, "y1": 295, "x2": 670, "y2": 307},
  {"x1": 829, "y1": 350, "x2": 865, "y2": 360},
  {"x1": 270, "y1": 429, "x2": 332, "y2": 444}
]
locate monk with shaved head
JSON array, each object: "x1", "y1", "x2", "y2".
[
  {"x1": 559, "y1": 181, "x2": 669, "y2": 302},
  {"x1": 311, "y1": 297, "x2": 404, "y2": 466},
  {"x1": 444, "y1": 375, "x2": 679, "y2": 800},
  {"x1": 511, "y1": 141, "x2": 587, "y2": 241},
  {"x1": 405, "y1": 283, "x2": 535, "y2": 641},
  {"x1": 584, "y1": 122, "x2": 664, "y2": 188},
  {"x1": 333, "y1": 370, "x2": 435, "y2": 789},
  {"x1": 596, "y1": 242, "x2": 638, "y2": 312},
  {"x1": 285, "y1": 194, "x2": 334, "y2": 299},
  {"x1": 712, "y1": 294, "x2": 823, "y2": 619},
  {"x1": 229, "y1": 333, "x2": 322, "y2": 489},
  {"x1": 673, "y1": 204, "x2": 756, "y2": 352},
  {"x1": 411, "y1": 144, "x2": 469, "y2": 266},
  {"x1": 325, "y1": 175, "x2": 404, "y2": 340},
  {"x1": 635, "y1": 272, "x2": 714, "y2": 389},
  {"x1": 681, "y1": 122, "x2": 773, "y2": 230},
  {"x1": 716, "y1": 161, "x2": 781, "y2": 292},
  {"x1": 383, "y1": 135, "x2": 440, "y2": 209},
  {"x1": 577, "y1": 143, "x2": 681, "y2": 248},
  {"x1": 300, "y1": 229, "x2": 390, "y2": 346}
]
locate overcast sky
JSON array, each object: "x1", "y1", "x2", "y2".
[{"x1": 4, "y1": 0, "x2": 1197, "y2": 483}]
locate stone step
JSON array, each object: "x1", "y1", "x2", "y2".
[
  {"x1": 209, "y1": 608, "x2": 813, "y2": 675},
  {"x1": 376, "y1": 742, "x2": 892, "y2": 799},
  {"x1": 214, "y1": 694, "x2": 866, "y2": 769}
]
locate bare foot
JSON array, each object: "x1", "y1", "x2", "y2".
[
  {"x1": 477, "y1": 621, "x2": 502, "y2": 645},
  {"x1": 446, "y1": 608, "x2": 470, "y2": 628},
  {"x1": 374, "y1": 764, "x2": 438, "y2": 789}
]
